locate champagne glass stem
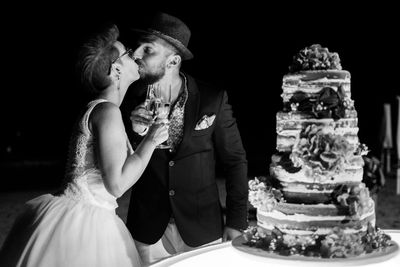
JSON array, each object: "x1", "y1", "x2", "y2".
[
  {"x1": 145, "y1": 84, "x2": 153, "y2": 111},
  {"x1": 168, "y1": 84, "x2": 172, "y2": 103}
]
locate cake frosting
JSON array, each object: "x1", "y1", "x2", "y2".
[{"x1": 244, "y1": 44, "x2": 393, "y2": 258}]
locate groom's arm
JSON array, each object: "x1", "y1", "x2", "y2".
[{"x1": 213, "y1": 90, "x2": 248, "y2": 232}]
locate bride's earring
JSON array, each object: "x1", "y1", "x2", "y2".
[
  {"x1": 113, "y1": 66, "x2": 121, "y2": 90},
  {"x1": 116, "y1": 75, "x2": 121, "y2": 90}
]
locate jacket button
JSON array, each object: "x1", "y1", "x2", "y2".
[
  {"x1": 169, "y1": 190, "x2": 175, "y2": 196},
  {"x1": 169, "y1": 161, "x2": 175, "y2": 167}
]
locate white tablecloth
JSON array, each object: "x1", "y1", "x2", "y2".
[{"x1": 151, "y1": 230, "x2": 400, "y2": 267}]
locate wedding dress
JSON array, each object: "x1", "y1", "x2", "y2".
[{"x1": 0, "y1": 99, "x2": 141, "y2": 267}]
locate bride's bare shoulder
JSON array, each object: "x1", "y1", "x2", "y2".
[{"x1": 90, "y1": 102, "x2": 123, "y2": 130}]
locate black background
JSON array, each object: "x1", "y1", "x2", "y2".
[{"x1": 1, "y1": 2, "x2": 398, "y2": 189}]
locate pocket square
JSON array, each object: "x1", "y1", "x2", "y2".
[{"x1": 195, "y1": 114, "x2": 216, "y2": 130}]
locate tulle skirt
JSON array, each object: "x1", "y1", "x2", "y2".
[{"x1": 0, "y1": 194, "x2": 141, "y2": 267}]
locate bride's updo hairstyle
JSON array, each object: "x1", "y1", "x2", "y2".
[{"x1": 77, "y1": 24, "x2": 120, "y2": 95}]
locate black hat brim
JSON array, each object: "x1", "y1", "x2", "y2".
[{"x1": 131, "y1": 28, "x2": 193, "y2": 60}]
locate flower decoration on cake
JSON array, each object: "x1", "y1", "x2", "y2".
[
  {"x1": 248, "y1": 177, "x2": 282, "y2": 212},
  {"x1": 321, "y1": 227, "x2": 365, "y2": 257},
  {"x1": 355, "y1": 143, "x2": 369, "y2": 156},
  {"x1": 290, "y1": 124, "x2": 366, "y2": 179},
  {"x1": 333, "y1": 183, "x2": 374, "y2": 217},
  {"x1": 320, "y1": 224, "x2": 393, "y2": 258},
  {"x1": 244, "y1": 223, "x2": 393, "y2": 258},
  {"x1": 288, "y1": 86, "x2": 349, "y2": 119},
  {"x1": 289, "y1": 44, "x2": 342, "y2": 73},
  {"x1": 271, "y1": 153, "x2": 302, "y2": 173},
  {"x1": 363, "y1": 223, "x2": 393, "y2": 252}
]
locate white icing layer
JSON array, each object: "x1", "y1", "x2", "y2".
[
  {"x1": 281, "y1": 70, "x2": 351, "y2": 102},
  {"x1": 282, "y1": 84, "x2": 350, "y2": 95},
  {"x1": 276, "y1": 135, "x2": 359, "y2": 152},
  {"x1": 281, "y1": 184, "x2": 333, "y2": 194},
  {"x1": 257, "y1": 206, "x2": 374, "y2": 222},
  {"x1": 270, "y1": 165, "x2": 363, "y2": 184},
  {"x1": 277, "y1": 127, "x2": 359, "y2": 138},
  {"x1": 277, "y1": 117, "x2": 358, "y2": 128}
]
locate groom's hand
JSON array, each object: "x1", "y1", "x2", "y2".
[
  {"x1": 130, "y1": 103, "x2": 154, "y2": 135},
  {"x1": 222, "y1": 226, "x2": 242, "y2": 242}
]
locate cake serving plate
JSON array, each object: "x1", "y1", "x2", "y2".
[{"x1": 232, "y1": 234, "x2": 399, "y2": 265}]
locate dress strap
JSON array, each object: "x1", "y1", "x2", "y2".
[
  {"x1": 82, "y1": 99, "x2": 109, "y2": 135},
  {"x1": 80, "y1": 99, "x2": 134, "y2": 154}
]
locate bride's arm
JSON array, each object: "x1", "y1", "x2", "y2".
[{"x1": 91, "y1": 102, "x2": 166, "y2": 197}]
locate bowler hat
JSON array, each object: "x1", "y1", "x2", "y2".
[{"x1": 131, "y1": 12, "x2": 193, "y2": 60}]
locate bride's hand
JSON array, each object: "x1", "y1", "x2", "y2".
[
  {"x1": 130, "y1": 103, "x2": 154, "y2": 135},
  {"x1": 146, "y1": 118, "x2": 169, "y2": 146}
]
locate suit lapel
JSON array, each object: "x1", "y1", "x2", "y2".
[{"x1": 173, "y1": 74, "x2": 200, "y2": 158}]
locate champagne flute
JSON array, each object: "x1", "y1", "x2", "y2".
[
  {"x1": 144, "y1": 84, "x2": 156, "y2": 113},
  {"x1": 154, "y1": 84, "x2": 171, "y2": 149},
  {"x1": 144, "y1": 83, "x2": 171, "y2": 149}
]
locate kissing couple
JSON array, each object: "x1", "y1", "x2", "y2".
[{"x1": 0, "y1": 12, "x2": 248, "y2": 267}]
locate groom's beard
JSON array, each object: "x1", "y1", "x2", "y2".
[{"x1": 137, "y1": 60, "x2": 167, "y2": 86}]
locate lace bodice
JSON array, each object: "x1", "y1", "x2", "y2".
[{"x1": 62, "y1": 99, "x2": 133, "y2": 210}]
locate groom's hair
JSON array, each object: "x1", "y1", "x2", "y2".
[{"x1": 77, "y1": 23, "x2": 120, "y2": 95}]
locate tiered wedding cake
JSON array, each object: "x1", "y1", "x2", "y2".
[{"x1": 245, "y1": 44, "x2": 393, "y2": 258}]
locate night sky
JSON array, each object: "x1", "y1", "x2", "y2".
[{"x1": 1, "y1": 2, "x2": 398, "y2": 189}]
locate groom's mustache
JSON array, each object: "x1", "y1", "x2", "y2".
[{"x1": 135, "y1": 58, "x2": 144, "y2": 68}]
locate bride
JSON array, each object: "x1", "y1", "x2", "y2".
[{"x1": 0, "y1": 24, "x2": 168, "y2": 267}]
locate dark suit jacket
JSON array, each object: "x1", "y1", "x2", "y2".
[{"x1": 121, "y1": 73, "x2": 248, "y2": 247}]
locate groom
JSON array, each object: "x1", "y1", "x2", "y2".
[{"x1": 121, "y1": 11, "x2": 248, "y2": 265}]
